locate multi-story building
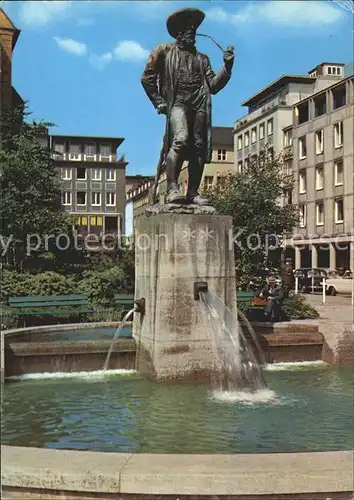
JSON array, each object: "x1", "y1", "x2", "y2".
[
  {"x1": 284, "y1": 74, "x2": 354, "y2": 271},
  {"x1": 125, "y1": 175, "x2": 154, "y2": 195},
  {"x1": 234, "y1": 63, "x2": 345, "y2": 172},
  {"x1": 125, "y1": 126, "x2": 234, "y2": 232},
  {"x1": 50, "y1": 134, "x2": 128, "y2": 242},
  {"x1": 125, "y1": 175, "x2": 154, "y2": 236},
  {"x1": 0, "y1": 8, "x2": 23, "y2": 113},
  {"x1": 0, "y1": 7, "x2": 24, "y2": 144}
]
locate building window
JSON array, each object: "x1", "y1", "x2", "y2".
[
  {"x1": 217, "y1": 149, "x2": 227, "y2": 161},
  {"x1": 237, "y1": 160, "x2": 243, "y2": 173},
  {"x1": 259, "y1": 123, "x2": 265, "y2": 140},
  {"x1": 91, "y1": 192, "x2": 101, "y2": 206},
  {"x1": 69, "y1": 144, "x2": 81, "y2": 160},
  {"x1": 299, "y1": 170, "x2": 307, "y2": 194},
  {"x1": 76, "y1": 216, "x2": 88, "y2": 226},
  {"x1": 315, "y1": 165, "x2": 324, "y2": 190},
  {"x1": 335, "y1": 198, "x2": 344, "y2": 223},
  {"x1": 284, "y1": 161, "x2": 292, "y2": 176},
  {"x1": 286, "y1": 189, "x2": 293, "y2": 205},
  {"x1": 100, "y1": 143, "x2": 111, "y2": 159},
  {"x1": 316, "y1": 201, "x2": 324, "y2": 226},
  {"x1": 299, "y1": 204, "x2": 306, "y2": 228},
  {"x1": 237, "y1": 136, "x2": 243, "y2": 150},
  {"x1": 315, "y1": 129, "x2": 324, "y2": 155},
  {"x1": 244, "y1": 157, "x2": 249, "y2": 169},
  {"x1": 62, "y1": 191, "x2": 72, "y2": 205},
  {"x1": 244, "y1": 131, "x2": 250, "y2": 147},
  {"x1": 334, "y1": 159, "x2": 344, "y2": 186},
  {"x1": 85, "y1": 143, "x2": 96, "y2": 158},
  {"x1": 334, "y1": 121, "x2": 343, "y2": 148},
  {"x1": 283, "y1": 129, "x2": 293, "y2": 147},
  {"x1": 267, "y1": 118, "x2": 273, "y2": 136},
  {"x1": 92, "y1": 169, "x2": 102, "y2": 181},
  {"x1": 77, "y1": 167, "x2": 87, "y2": 180},
  {"x1": 251, "y1": 127, "x2": 257, "y2": 144},
  {"x1": 62, "y1": 168, "x2": 72, "y2": 180},
  {"x1": 106, "y1": 169, "x2": 116, "y2": 181},
  {"x1": 299, "y1": 136, "x2": 307, "y2": 159},
  {"x1": 90, "y1": 216, "x2": 103, "y2": 227},
  {"x1": 106, "y1": 192, "x2": 116, "y2": 206},
  {"x1": 332, "y1": 84, "x2": 346, "y2": 110},
  {"x1": 77, "y1": 191, "x2": 87, "y2": 206},
  {"x1": 314, "y1": 94, "x2": 326, "y2": 117},
  {"x1": 54, "y1": 143, "x2": 65, "y2": 158},
  {"x1": 297, "y1": 102, "x2": 309, "y2": 124},
  {"x1": 204, "y1": 176, "x2": 213, "y2": 189}
]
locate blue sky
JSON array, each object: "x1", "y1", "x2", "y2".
[{"x1": 3, "y1": 0, "x2": 353, "y2": 176}]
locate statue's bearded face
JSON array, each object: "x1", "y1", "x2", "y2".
[{"x1": 177, "y1": 26, "x2": 196, "y2": 47}]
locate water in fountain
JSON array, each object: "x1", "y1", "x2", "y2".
[
  {"x1": 199, "y1": 291, "x2": 266, "y2": 394},
  {"x1": 103, "y1": 308, "x2": 135, "y2": 370}
]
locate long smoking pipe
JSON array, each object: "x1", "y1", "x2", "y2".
[{"x1": 196, "y1": 33, "x2": 234, "y2": 53}]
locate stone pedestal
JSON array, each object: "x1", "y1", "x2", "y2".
[{"x1": 133, "y1": 212, "x2": 237, "y2": 381}]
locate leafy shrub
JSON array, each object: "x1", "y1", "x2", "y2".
[
  {"x1": 0, "y1": 304, "x2": 17, "y2": 330},
  {"x1": 0, "y1": 270, "x2": 75, "y2": 301},
  {"x1": 282, "y1": 294, "x2": 319, "y2": 320},
  {"x1": 77, "y1": 266, "x2": 127, "y2": 307}
]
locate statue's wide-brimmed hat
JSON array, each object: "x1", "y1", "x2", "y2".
[{"x1": 166, "y1": 8, "x2": 205, "y2": 39}]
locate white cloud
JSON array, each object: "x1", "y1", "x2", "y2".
[
  {"x1": 78, "y1": 18, "x2": 96, "y2": 27},
  {"x1": 20, "y1": 1, "x2": 72, "y2": 27},
  {"x1": 113, "y1": 41, "x2": 149, "y2": 62},
  {"x1": 89, "y1": 52, "x2": 113, "y2": 70},
  {"x1": 207, "y1": 1, "x2": 344, "y2": 27},
  {"x1": 53, "y1": 36, "x2": 88, "y2": 56}
]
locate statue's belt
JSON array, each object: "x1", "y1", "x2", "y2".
[{"x1": 177, "y1": 81, "x2": 203, "y2": 90}]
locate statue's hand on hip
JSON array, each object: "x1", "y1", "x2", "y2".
[
  {"x1": 157, "y1": 103, "x2": 167, "y2": 115},
  {"x1": 223, "y1": 45, "x2": 234, "y2": 72}
]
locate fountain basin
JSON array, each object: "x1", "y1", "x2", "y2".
[
  {"x1": 3, "y1": 366, "x2": 353, "y2": 454},
  {"x1": 2, "y1": 445, "x2": 353, "y2": 499},
  {"x1": 1, "y1": 321, "x2": 324, "y2": 380},
  {"x1": 2, "y1": 325, "x2": 353, "y2": 498}
]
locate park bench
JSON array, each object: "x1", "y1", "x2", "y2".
[
  {"x1": 114, "y1": 294, "x2": 135, "y2": 319},
  {"x1": 236, "y1": 291, "x2": 267, "y2": 321},
  {"x1": 8, "y1": 295, "x2": 93, "y2": 325}
]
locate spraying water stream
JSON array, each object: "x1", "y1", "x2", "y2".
[
  {"x1": 199, "y1": 291, "x2": 266, "y2": 394},
  {"x1": 103, "y1": 308, "x2": 135, "y2": 370}
]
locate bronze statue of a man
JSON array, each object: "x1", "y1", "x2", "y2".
[{"x1": 141, "y1": 8, "x2": 234, "y2": 206}]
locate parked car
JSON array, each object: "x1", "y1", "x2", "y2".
[
  {"x1": 294, "y1": 268, "x2": 327, "y2": 293},
  {"x1": 326, "y1": 275, "x2": 353, "y2": 296},
  {"x1": 324, "y1": 268, "x2": 339, "y2": 279}
]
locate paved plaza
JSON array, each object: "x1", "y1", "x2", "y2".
[{"x1": 304, "y1": 293, "x2": 353, "y2": 364}]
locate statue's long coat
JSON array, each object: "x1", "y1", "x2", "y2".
[{"x1": 141, "y1": 42, "x2": 231, "y2": 166}]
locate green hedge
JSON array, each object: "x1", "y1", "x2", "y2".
[{"x1": 0, "y1": 268, "x2": 131, "y2": 308}]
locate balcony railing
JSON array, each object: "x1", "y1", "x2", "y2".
[{"x1": 52, "y1": 153, "x2": 119, "y2": 162}]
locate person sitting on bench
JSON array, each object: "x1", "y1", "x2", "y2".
[{"x1": 259, "y1": 277, "x2": 284, "y2": 322}]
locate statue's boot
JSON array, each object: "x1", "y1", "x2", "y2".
[
  {"x1": 187, "y1": 193, "x2": 212, "y2": 206},
  {"x1": 186, "y1": 155, "x2": 212, "y2": 206},
  {"x1": 166, "y1": 183, "x2": 186, "y2": 204}
]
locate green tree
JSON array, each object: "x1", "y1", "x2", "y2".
[
  {"x1": 204, "y1": 150, "x2": 299, "y2": 288},
  {"x1": 0, "y1": 107, "x2": 84, "y2": 269}
]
